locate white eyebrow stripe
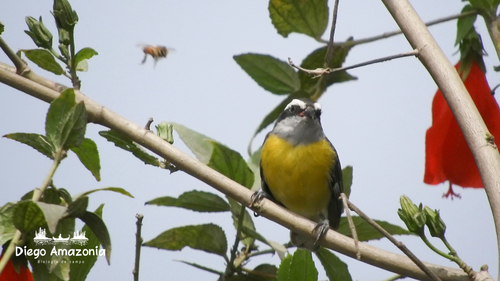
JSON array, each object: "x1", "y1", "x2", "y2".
[
  {"x1": 285, "y1": 99, "x2": 307, "y2": 111},
  {"x1": 314, "y1": 102, "x2": 322, "y2": 111}
]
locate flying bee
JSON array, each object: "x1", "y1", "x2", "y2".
[{"x1": 138, "y1": 44, "x2": 174, "y2": 67}]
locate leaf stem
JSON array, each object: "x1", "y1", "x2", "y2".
[
  {"x1": 50, "y1": 47, "x2": 67, "y2": 64},
  {"x1": 68, "y1": 28, "x2": 80, "y2": 89},
  {"x1": 0, "y1": 36, "x2": 29, "y2": 75},
  {"x1": 0, "y1": 148, "x2": 64, "y2": 274},
  {"x1": 419, "y1": 233, "x2": 454, "y2": 260},
  {"x1": 223, "y1": 204, "x2": 246, "y2": 280}
]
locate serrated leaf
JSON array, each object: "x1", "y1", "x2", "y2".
[
  {"x1": 70, "y1": 205, "x2": 104, "y2": 281},
  {"x1": 269, "y1": 0, "x2": 328, "y2": 39},
  {"x1": 70, "y1": 138, "x2": 101, "y2": 181},
  {"x1": 78, "y1": 210, "x2": 111, "y2": 264},
  {"x1": 99, "y1": 129, "x2": 160, "y2": 167},
  {"x1": 3, "y1": 133, "x2": 54, "y2": 159},
  {"x1": 342, "y1": 166, "x2": 353, "y2": 198},
  {"x1": 46, "y1": 89, "x2": 87, "y2": 151},
  {"x1": 227, "y1": 197, "x2": 255, "y2": 247},
  {"x1": 0, "y1": 203, "x2": 17, "y2": 245},
  {"x1": 144, "y1": 224, "x2": 228, "y2": 258},
  {"x1": 208, "y1": 141, "x2": 254, "y2": 188},
  {"x1": 156, "y1": 122, "x2": 174, "y2": 144},
  {"x1": 277, "y1": 254, "x2": 292, "y2": 281},
  {"x1": 74, "y1": 47, "x2": 97, "y2": 67},
  {"x1": 455, "y1": 5, "x2": 477, "y2": 45},
  {"x1": 290, "y1": 249, "x2": 318, "y2": 281},
  {"x1": 20, "y1": 49, "x2": 65, "y2": 75},
  {"x1": 36, "y1": 202, "x2": 67, "y2": 234},
  {"x1": 248, "y1": 91, "x2": 308, "y2": 154},
  {"x1": 316, "y1": 248, "x2": 352, "y2": 281},
  {"x1": 146, "y1": 190, "x2": 230, "y2": 212},
  {"x1": 65, "y1": 196, "x2": 88, "y2": 218},
  {"x1": 171, "y1": 123, "x2": 213, "y2": 164},
  {"x1": 299, "y1": 46, "x2": 356, "y2": 95},
  {"x1": 337, "y1": 216, "x2": 413, "y2": 241},
  {"x1": 12, "y1": 200, "x2": 46, "y2": 234},
  {"x1": 234, "y1": 54, "x2": 300, "y2": 94},
  {"x1": 74, "y1": 187, "x2": 134, "y2": 200}
]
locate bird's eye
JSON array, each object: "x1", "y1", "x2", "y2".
[{"x1": 289, "y1": 105, "x2": 296, "y2": 112}]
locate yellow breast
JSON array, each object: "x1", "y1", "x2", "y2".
[{"x1": 260, "y1": 134, "x2": 335, "y2": 221}]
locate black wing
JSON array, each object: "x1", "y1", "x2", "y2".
[{"x1": 327, "y1": 138, "x2": 343, "y2": 230}]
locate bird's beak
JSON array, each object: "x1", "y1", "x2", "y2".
[{"x1": 304, "y1": 105, "x2": 316, "y2": 119}]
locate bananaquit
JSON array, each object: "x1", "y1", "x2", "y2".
[{"x1": 252, "y1": 98, "x2": 343, "y2": 251}]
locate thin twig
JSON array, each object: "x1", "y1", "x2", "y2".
[
  {"x1": 145, "y1": 118, "x2": 154, "y2": 131},
  {"x1": 346, "y1": 199, "x2": 442, "y2": 281},
  {"x1": 382, "y1": 275, "x2": 407, "y2": 281},
  {"x1": 0, "y1": 149, "x2": 64, "y2": 274},
  {"x1": 223, "y1": 205, "x2": 246, "y2": 280},
  {"x1": 341, "y1": 193, "x2": 359, "y2": 259},
  {"x1": 324, "y1": 0, "x2": 340, "y2": 67},
  {"x1": 328, "y1": 10, "x2": 479, "y2": 47},
  {"x1": 289, "y1": 49, "x2": 418, "y2": 78},
  {"x1": 0, "y1": 36, "x2": 28, "y2": 75},
  {"x1": 132, "y1": 214, "x2": 144, "y2": 281}
]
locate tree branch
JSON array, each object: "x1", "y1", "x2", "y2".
[
  {"x1": 0, "y1": 66, "x2": 470, "y2": 281},
  {"x1": 324, "y1": 0, "x2": 340, "y2": 66},
  {"x1": 382, "y1": 1, "x2": 500, "y2": 279}
]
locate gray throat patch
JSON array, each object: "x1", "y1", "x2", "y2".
[{"x1": 272, "y1": 115, "x2": 325, "y2": 146}]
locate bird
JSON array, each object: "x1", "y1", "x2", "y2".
[{"x1": 251, "y1": 98, "x2": 343, "y2": 251}]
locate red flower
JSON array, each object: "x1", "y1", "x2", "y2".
[
  {"x1": 424, "y1": 60, "x2": 500, "y2": 198},
  {"x1": 0, "y1": 254, "x2": 33, "y2": 281}
]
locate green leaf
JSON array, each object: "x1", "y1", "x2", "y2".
[
  {"x1": 299, "y1": 46, "x2": 356, "y2": 95},
  {"x1": 208, "y1": 141, "x2": 254, "y2": 188},
  {"x1": 172, "y1": 123, "x2": 214, "y2": 164},
  {"x1": 253, "y1": 264, "x2": 278, "y2": 280},
  {"x1": 269, "y1": 0, "x2": 328, "y2": 39},
  {"x1": 337, "y1": 216, "x2": 413, "y2": 241},
  {"x1": 234, "y1": 54, "x2": 300, "y2": 94},
  {"x1": 12, "y1": 200, "x2": 46, "y2": 234},
  {"x1": 65, "y1": 196, "x2": 89, "y2": 218},
  {"x1": 70, "y1": 138, "x2": 101, "y2": 181},
  {"x1": 46, "y1": 89, "x2": 87, "y2": 151},
  {"x1": 99, "y1": 129, "x2": 160, "y2": 167},
  {"x1": 3, "y1": 133, "x2": 54, "y2": 159},
  {"x1": 240, "y1": 226, "x2": 287, "y2": 258},
  {"x1": 455, "y1": 5, "x2": 477, "y2": 45},
  {"x1": 247, "y1": 147, "x2": 262, "y2": 191},
  {"x1": 70, "y1": 205, "x2": 104, "y2": 281},
  {"x1": 468, "y1": 0, "x2": 494, "y2": 14},
  {"x1": 20, "y1": 49, "x2": 65, "y2": 75},
  {"x1": 277, "y1": 254, "x2": 292, "y2": 281},
  {"x1": 316, "y1": 248, "x2": 352, "y2": 281},
  {"x1": 0, "y1": 203, "x2": 17, "y2": 245},
  {"x1": 289, "y1": 249, "x2": 317, "y2": 281},
  {"x1": 58, "y1": 188, "x2": 73, "y2": 204},
  {"x1": 76, "y1": 59, "x2": 88, "y2": 72},
  {"x1": 248, "y1": 91, "x2": 308, "y2": 154},
  {"x1": 0, "y1": 22, "x2": 4, "y2": 35},
  {"x1": 74, "y1": 47, "x2": 98, "y2": 67},
  {"x1": 78, "y1": 210, "x2": 111, "y2": 264},
  {"x1": 74, "y1": 187, "x2": 134, "y2": 199},
  {"x1": 342, "y1": 166, "x2": 353, "y2": 198},
  {"x1": 146, "y1": 190, "x2": 230, "y2": 212},
  {"x1": 35, "y1": 202, "x2": 67, "y2": 234},
  {"x1": 144, "y1": 224, "x2": 228, "y2": 258},
  {"x1": 227, "y1": 197, "x2": 255, "y2": 247},
  {"x1": 156, "y1": 122, "x2": 174, "y2": 144}
]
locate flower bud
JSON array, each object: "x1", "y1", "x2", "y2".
[
  {"x1": 423, "y1": 206, "x2": 446, "y2": 238},
  {"x1": 24, "y1": 16, "x2": 53, "y2": 49},
  {"x1": 53, "y1": 0, "x2": 79, "y2": 31},
  {"x1": 398, "y1": 195, "x2": 425, "y2": 234}
]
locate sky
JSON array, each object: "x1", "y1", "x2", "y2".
[{"x1": 0, "y1": 0, "x2": 498, "y2": 280}]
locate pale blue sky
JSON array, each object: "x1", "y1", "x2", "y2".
[{"x1": 0, "y1": 1, "x2": 498, "y2": 280}]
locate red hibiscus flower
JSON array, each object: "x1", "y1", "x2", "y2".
[
  {"x1": 0, "y1": 254, "x2": 33, "y2": 281},
  {"x1": 424, "y1": 60, "x2": 500, "y2": 198}
]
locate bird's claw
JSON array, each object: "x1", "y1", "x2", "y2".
[{"x1": 313, "y1": 219, "x2": 330, "y2": 246}]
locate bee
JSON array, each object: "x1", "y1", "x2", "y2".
[{"x1": 138, "y1": 44, "x2": 174, "y2": 67}]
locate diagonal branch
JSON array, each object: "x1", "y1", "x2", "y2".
[
  {"x1": 0, "y1": 66, "x2": 470, "y2": 281},
  {"x1": 382, "y1": 1, "x2": 500, "y2": 279}
]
